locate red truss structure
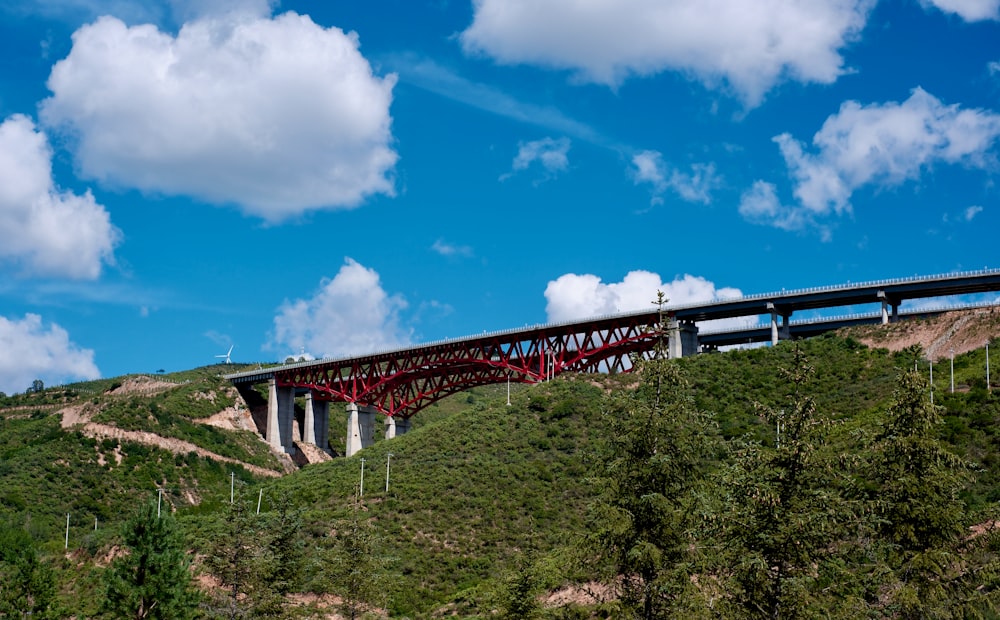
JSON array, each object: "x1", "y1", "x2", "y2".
[{"x1": 262, "y1": 311, "x2": 667, "y2": 419}]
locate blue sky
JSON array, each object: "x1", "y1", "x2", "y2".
[{"x1": 1, "y1": 0, "x2": 999, "y2": 393}]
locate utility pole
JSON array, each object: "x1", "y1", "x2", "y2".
[
  {"x1": 930, "y1": 360, "x2": 934, "y2": 405},
  {"x1": 950, "y1": 348, "x2": 955, "y2": 393},
  {"x1": 65, "y1": 514, "x2": 69, "y2": 549},
  {"x1": 257, "y1": 488, "x2": 263, "y2": 515},
  {"x1": 987, "y1": 341, "x2": 991, "y2": 392},
  {"x1": 385, "y1": 452, "x2": 393, "y2": 493},
  {"x1": 230, "y1": 472, "x2": 235, "y2": 504},
  {"x1": 157, "y1": 488, "x2": 162, "y2": 517}
]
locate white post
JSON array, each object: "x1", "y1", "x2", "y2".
[
  {"x1": 157, "y1": 488, "x2": 162, "y2": 517},
  {"x1": 385, "y1": 452, "x2": 392, "y2": 493},
  {"x1": 95, "y1": 516, "x2": 98, "y2": 531},
  {"x1": 987, "y1": 342, "x2": 991, "y2": 392},
  {"x1": 360, "y1": 458, "x2": 366, "y2": 497},
  {"x1": 257, "y1": 488, "x2": 263, "y2": 515},
  {"x1": 230, "y1": 472, "x2": 234, "y2": 505},
  {"x1": 507, "y1": 375, "x2": 511, "y2": 406},
  {"x1": 950, "y1": 349, "x2": 955, "y2": 393},
  {"x1": 930, "y1": 361, "x2": 934, "y2": 405},
  {"x1": 65, "y1": 514, "x2": 69, "y2": 549}
]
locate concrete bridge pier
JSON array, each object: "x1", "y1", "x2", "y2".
[
  {"x1": 346, "y1": 403, "x2": 379, "y2": 457},
  {"x1": 878, "y1": 290, "x2": 900, "y2": 324},
  {"x1": 303, "y1": 392, "x2": 331, "y2": 452},
  {"x1": 667, "y1": 320, "x2": 699, "y2": 358},
  {"x1": 385, "y1": 415, "x2": 411, "y2": 439},
  {"x1": 768, "y1": 303, "x2": 792, "y2": 345},
  {"x1": 266, "y1": 378, "x2": 296, "y2": 454}
]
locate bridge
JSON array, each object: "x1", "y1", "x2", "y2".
[{"x1": 225, "y1": 269, "x2": 1000, "y2": 457}]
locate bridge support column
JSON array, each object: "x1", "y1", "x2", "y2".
[
  {"x1": 346, "y1": 403, "x2": 377, "y2": 457},
  {"x1": 878, "y1": 291, "x2": 900, "y2": 325},
  {"x1": 667, "y1": 320, "x2": 699, "y2": 358},
  {"x1": 266, "y1": 379, "x2": 295, "y2": 454},
  {"x1": 386, "y1": 416, "x2": 410, "y2": 438},
  {"x1": 303, "y1": 392, "x2": 330, "y2": 450},
  {"x1": 768, "y1": 303, "x2": 791, "y2": 345}
]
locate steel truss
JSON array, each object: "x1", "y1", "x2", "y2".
[{"x1": 275, "y1": 313, "x2": 666, "y2": 419}]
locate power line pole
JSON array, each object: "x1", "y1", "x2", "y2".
[{"x1": 385, "y1": 453, "x2": 393, "y2": 493}]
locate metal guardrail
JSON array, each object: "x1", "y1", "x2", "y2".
[{"x1": 225, "y1": 269, "x2": 1000, "y2": 380}]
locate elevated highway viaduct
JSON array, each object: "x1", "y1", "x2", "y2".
[{"x1": 225, "y1": 269, "x2": 1000, "y2": 457}]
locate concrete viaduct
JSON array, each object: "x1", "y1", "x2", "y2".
[{"x1": 225, "y1": 269, "x2": 1000, "y2": 457}]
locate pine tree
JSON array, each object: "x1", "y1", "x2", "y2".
[
  {"x1": 0, "y1": 524, "x2": 57, "y2": 619},
  {"x1": 588, "y1": 292, "x2": 718, "y2": 618},
  {"x1": 719, "y1": 345, "x2": 856, "y2": 619},
  {"x1": 867, "y1": 368, "x2": 976, "y2": 616},
  {"x1": 102, "y1": 500, "x2": 200, "y2": 620},
  {"x1": 205, "y1": 498, "x2": 260, "y2": 620},
  {"x1": 324, "y1": 501, "x2": 392, "y2": 620}
]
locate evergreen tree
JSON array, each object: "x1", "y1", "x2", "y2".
[
  {"x1": 204, "y1": 498, "x2": 261, "y2": 619},
  {"x1": 324, "y1": 502, "x2": 392, "y2": 620},
  {"x1": 102, "y1": 500, "x2": 200, "y2": 620},
  {"x1": 867, "y1": 367, "x2": 977, "y2": 616},
  {"x1": 0, "y1": 523, "x2": 57, "y2": 619},
  {"x1": 719, "y1": 346, "x2": 857, "y2": 619},
  {"x1": 588, "y1": 292, "x2": 718, "y2": 618}
]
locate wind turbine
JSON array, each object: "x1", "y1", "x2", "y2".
[{"x1": 216, "y1": 345, "x2": 234, "y2": 364}]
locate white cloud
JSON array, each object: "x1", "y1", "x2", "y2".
[
  {"x1": 920, "y1": 0, "x2": 999, "y2": 21},
  {"x1": 965, "y1": 205, "x2": 984, "y2": 220},
  {"x1": 544, "y1": 270, "x2": 744, "y2": 330},
  {"x1": 501, "y1": 137, "x2": 571, "y2": 181},
  {"x1": 431, "y1": 239, "x2": 473, "y2": 258},
  {"x1": 40, "y1": 12, "x2": 398, "y2": 221},
  {"x1": 631, "y1": 150, "x2": 721, "y2": 205},
  {"x1": 461, "y1": 0, "x2": 873, "y2": 106},
  {"x1": 0, "y1": 313, "x2": 100, "y2": 394},
  {"x1": 269, "y1": 258, "x2": 411, "y2": 360},
  {"x1": 743, "y1": 88, "x2": 1000, "y2": 233},
  {"x1": 0, "y1": 114, "x2": 119, "y2": 279}
]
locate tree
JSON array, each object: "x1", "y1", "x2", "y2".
[
  {"x1": 102, "y1": 501, "x2": 200, "y2": 619},
  {"x1": 0, "y1": 523, "x2": 57, "y2": 619},
  {"x1": 324, "y1": 503, "x2": 393, "y2": 620},
  {"x1": 718, "y1": 346, "x2": 857, "y2": 619},
  {"x1": 588, "y1": 292, "x2": 718, "y2": 618},
  {"x1": 867, "y1": 368, "x2": 977, "y2": 616},
  {"x1": 205, "y1": 498, "x2": 261, "y2": 619}
]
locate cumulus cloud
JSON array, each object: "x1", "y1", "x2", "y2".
[
  {"x1": 40, "y1": 12, "x2": 398, "y2": 221},
  {"x1": 0, "y1": 314, "x2": 100, "y2": 394},
  {"x1": 461, "y1": 0, "x2": 873, "y2": 106},
  {"x1": 269, "y1": 258, "x2": 411, "y2": 360},
  {"x1": 741, "y1": 88, "x2": 1000, "y2": 233},
  {"x1": 965, "y1": 205, "x2": 984, "y2": 220},
  {"x1": 0, "y1": 114, "x2": 119, "y2": 279},
  {"x1": 501, "y1": 137, "x2": 571, "y2": 181},
  {"x1": 920, "y1": 0, "x2": 999, "y2": 21},
  {"x1": 631, "y1": 150, "x2": 721, "y2": 205},
  {"x1": 544, "y1": 270, "x2": 745, "y2": 332}
]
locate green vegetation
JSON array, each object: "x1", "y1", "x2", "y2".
[{"x1": 2, "y1": 334, "x2": 1000, "y2": 617}]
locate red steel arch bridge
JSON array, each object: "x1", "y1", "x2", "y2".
[{"x1": 225, "y1": 269, "x2": 1000, "y2": 456}]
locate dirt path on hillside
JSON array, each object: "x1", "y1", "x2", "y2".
[{"x1": 59, "y1": 403, "x2": 279, "y2": 478}]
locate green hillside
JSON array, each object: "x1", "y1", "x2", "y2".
[{"x1": 2, "y1": 330, "x2": 1000, "y2": 617}]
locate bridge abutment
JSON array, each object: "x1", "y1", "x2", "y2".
[
  {"x1": 667, "y1": 320, "x2": 699, "y2": 358},
  {"x1": 303, "y1": 392, "x2": 330, "y2": 452},
  {"x1": 346, "y1": 403, "x2": 378, "y2": 457},
  {"x1": 266, "y1": 379, "x2": 296, "y2": 454},
  {"x1": 385, "y1": 415, "x2": 411, "y2": 439}
]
